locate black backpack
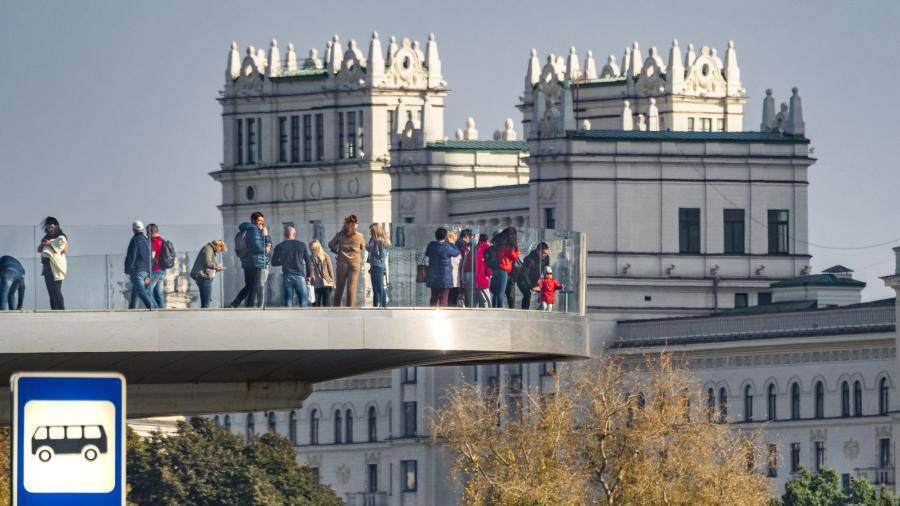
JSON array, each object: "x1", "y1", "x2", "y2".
[
  {"x1": 157, "y1": 239, "x2": 177, "y2": 269},
  {"x1": 234, "y1": 229, "x2": 253, "y2": 259},
  {"x1": 484, "y1": 246, "x2": 501, "y2": 271}
]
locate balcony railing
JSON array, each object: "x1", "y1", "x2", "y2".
[
  {"x1": 0, "y1": 223, "x2": 585, "y2": 314},
  {"x1": 345, "y1": 492, "x2": 388, "y2": 506},
  {"x1": 855, "y1": 466, "x2": 895, "y2": 487}
]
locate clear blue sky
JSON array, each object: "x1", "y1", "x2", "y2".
[{"x1": 1, "y1": 0, "x2": 898, "y2": 299}]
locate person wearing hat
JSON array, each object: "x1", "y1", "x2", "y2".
[
  {"x1": 535, "y1": 265, "x2": 563, "y2": 311},
  {"x1": 124, "y1": 220, "x2": 157, "y2": 309},
  {"x1": 328, "y1": 214, "x2": 366, "y2": 307}
]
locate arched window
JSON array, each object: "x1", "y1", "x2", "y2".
[
  {"x1": 744, "y1": 385, "x2": 754, "y2": 422},
  {"x1": 213, "y1": 415, "x2": 220, "y2": 426},
  {"x1": 246, "y1": 413, "x2": 255, "y2": 438},
  {"x1": 368, "y1": 407, "x2": 377, "y2": 442},
  {"x1": 309, "y1": 409, "x2": 319, "y2": 445},
  {"x1": 853, "y1": 381, "x2": 863, "y2": 417},
  {"x1": 345, "y1": 409, "x2": 354, "y2": 443},
  {"x1": 767, "y1": 384, "x2": 777, "y2": 421},
  {"x1": 718, "y1": 387, "x2": 728, "y2": 422},
  {"x1": 879, "y1": 378, "x2": 889, "y2": 415},
  {"x1": 334, "y1": 410, "x2": 343, "y2": 444},
  {"x1": 224, "y1": 414, "x2": 231, "y2": 431},
  {"x1": 790, "y1": 383, "x2": 800, "y2": 420},
  {"x1": 814, "y1": 381, "x2": 824, "y2": 419},
  {"x1": 707, "y1": 388, "x2": 715, "y2": 421},
  {"x1": 267, "y1": 411, "x2": 277, "y2": 432},
  {"x1": 289, "y1": 411, "x2": 297, "y2": 444},
  {"x1": 841, "y1": 381, "x2": 850, "y2": 417}
]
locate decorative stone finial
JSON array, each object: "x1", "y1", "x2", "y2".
[
  {"x1": 565, "y1": 46, "x2": 580, "y2": 81},
  {"x1": 637, "y1": 113, "x2": 647, "y2": 131},
  {"x1": 600, "y1": 54, "x2": 620, "y2": 78},
  {"x1": 648, "y1": 97, "x2": 660, "y2": 131},
  {"x1": 785, "y1": 87, "x2": 805, "y2": 136},
  {"x1": 760, "y1": 89, "x2": 776, "y2": 132},
  {"x1": 324, "y1": 40, "x2": 333, "y2": 67},
  {"x1": 724, "y1": 40, "x2": 741, "y2": 96},
  {"x1": 621, "y1": 47, "x2": 631, "y2": 77},
  {"x1": 584, "y1": 50, "x2": 597, "y2": 80},
  {"x1": 525, "y1": 48, "x2": 540, "y2": 89},
  {"x1": 368, "y1": 31, "x2": 384, "y2": 82},
  {"x1": 226, "y1": 41, "x2": 241, "y2": 80},
  {"x1": 386, "y1": 35, "x2": 398, "y2": 66},
  {"x1": 285, "y1": 42, "x2": 297, "y2": 71},
  {"x1": 267, "y1": 39, "x2": 281, "y2": 77},
  {"x1": 629, "y1": 41, "x2": 642, "y2": 77},
  {"x1": 581, "y1": 119, "x2": 591, "y2": 130},
  {"x1": 622, "y1": 100, "x2": 633, "y2": 130},
  {"x1": 425, "y1": 32, "x2": 442, "y2": 86},
  {"x1": 413, "y1": 40, "x2": 424, "y2": 61},
  {"x1": 455, "y1": 129, "x2": 464, "y2": 140},
  {"x1": 685, "y1": 43, "x2": 696, "y2": 68},
  {"x1": 463, "y1": 117, "x2": 478, "y2": 140},
  {"x1": 501, "y1": 118, "x2": 517, "y2": 140},
  {"x1": 667, "y1": 38, "x2": 684, "y2": 93},
  {"x1": 330, "y1": 35, "x2": 343, "y2": 74}
]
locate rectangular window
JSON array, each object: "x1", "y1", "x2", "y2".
[
  {"x1": 368, "y1": 463, "x2": 378, "y2": 493},
  {"x1": 678, "y1": 208, "x2": 701, "y2": 254},
  {"x1": 235, "y1": 118, "x2": 243, "y2": 165},
  {"x1": 347, "y1": 110, "x2": 357, "y2": 158},
  {"x1": 735, "y1": 293, "x2": 748, "y2": 308},
  {"x1": 337, "y1": 112, "x2": 344, "y2": 159},
  {"x1": 767, "y1": 443, "x2": 778, "y2": 477},
  {"x1": 403, "y1": 217, "x2": 414, "y2": 224},
  {"x1": 401, "y1": 460, "x2": 417, "y2": 492},
  {"x1": 544, "y1": 208, "x2": 556, "y2": 230},
  {"x1": 540, "y1": 361, "x2": 557, "y2": 376},
  {"x1": 246, "y1": 118, "x2": 256, "y2": 164},
  {"x1": 687, "y1": 118, "x2": 695, "y2": 132},
  {"x1": 315, "y1": 114, "x2": 324, "y2": 161},
  {"x1": 880, "y1": 438, "x2": 891, "y2": 468},
  {"x1": 290, "y1": 115, "x2": 300, "y2": 163},
  {"x1": 403, "y1": 367, "x2": 417, "y2": 384},
  {"x1": 387, "y1": 108, "x2": 395, "y2": 148},
  {"x1": 278, "y1": 117, "x2": 288, "y2": 162},
  {"x1": 758, "y1": 292, "x2": 773, "y2": 305},
  {"x1": 402, "y1": 402, "x2": 416, "y2": 437},
  {"x1": 303, "y1": 115, "x2": 312, "y2": 162},
  {"x1": 717, "y1": 118, "x2": 725, "y2": 131},
  {"x1": 701, "y1": 118, "x2": 712, "y2": 132},
  {"x1": 814, "y1": 441, "x2": 825, "y2": 471},
  {"x1": 790, "y1": 443, "x2": 800, "y2": 473},
  {"x1": 723, "y1": 209, "x2": 745, "y2": 254},
  {"x1": 842, "y1": 474, "x2": 850, "y2": 494},
  {"x1": 768, "y1": 210, "x2": 790, "y2": 254},
  {"x1": 358, "y1": 110, "x2": 365, "y2": 157},
  {"x1": 486, "y1": 364, "x2": 500, "y2": 394}
]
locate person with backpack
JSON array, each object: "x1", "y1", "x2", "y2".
[
  {"x1": 125, "y1": 220, "x2": 157, "y2": 309},
  {"x1": 515, "y1": 242, "x2": 550, "y2": 310},
  {"x1": 229, "y1": 211, "x2": 270, "y2": 308},
  {"x1": 0, "y1": 255, "x2": 26, "y2": 310},
  {"x1": 328, "y1": 215, "x2": 366, "y2": 307},
  {"x1": 147, "y1": 223, "x2": 175, "y2": 309},
  {"x1": 488, "y1": 227, "x2": 520, "y2": 309},
  {"x1": 271, "y1": 225, "x2": 313, "y2": 308},
  {"x1": 190, "y1": 239, "x2": 227, "y2": 308},
  {"x1": 424, "y1": 227, "x2": 460, "y2": 307}
]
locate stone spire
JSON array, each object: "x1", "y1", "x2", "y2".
[
  {"x1": 267, "y1": 39, "x2": 281, "y2": 77},
  {"x1": 285, "y1": 43, "x2": 297, "y2": 72},
  {"x1": 386, "y1": 36, "x2": 398, "y2": 66},
  {"x1": 621, "y1": 47, "x2": 631, "y2": 77},
  {"x1": 584, "y1": 50, "x2": 597, "y2": 80},
  {"x1": 324, "y1": 40, "x2": 333, "y2": 68},
  {"x1": 463, "y1": 117, "x2": 478, "y2": 140},
  {"x1": 531, "y1": 83, "x2": 545, "y2": 138},
  {"x1": 413, "y1": 40, "x2": 425, "y2": 61},
  {"x1": 329, "y1": 35, "x2": 343, "y2": 74},
  {"x1": 525, "y1": 49, "x2": 540, "y2": 89},
  {"x1": 648, "y1": 97, "x2": 660, "y2": 131},
  {"x1": 425, "y1": 33, "x2": 442, "y2": 86},
  {"x1": 565, "y1": 47, "x2": 580, "y2": 81},
  {"x1": 622, "y1": 100, "x2": 633, "y2": 130},
  {"x1": 347, "y1": 39, "x2": 365, "y2": 67},
  {"x1": 368, "y1": 32, "x2": 384, "y2": 82},
  {"x1": 648, "y1": 46, "x2": 665, "y2": 72},
  {"x1": 760, "y1": 89, "x2": 776, "y2": 132},
  {"x1": 711, "y1": 48, "x2": 723, "y2": 69},
  {"x1": 666, "y1": 39, "x2": 684, "y2": 93},
  {"x1": 501, "y1": 118, "x2": 518, "y2": 140},
  {"x1": 785, "y1": 87, "x2": 805, "y2": 136},
  {"x1": 724, "y1": 40, "x2": 741, "y2": 96},
  {"x1": 256, "y1": 47, "x2": 267, "y2": 70},
  {"x1": 629, "y1": 41, "x2": 642, "y2": 78},
  {"x1": 226, "y1": 41, "x2": 241, "y2": 80},
  {"x1": 685, "y1": 43, "x2": 696, "y2": 68},
  {"x1": 560, "y1": 82, "x2": 576, "y2": 131}
]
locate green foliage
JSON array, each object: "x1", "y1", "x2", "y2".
[
  {"x1": 773, "y1": 466, "x2": 898, "y2": 506},
  {"x1": 127, "y1": 417, "x2": 342, "y2": 506}
]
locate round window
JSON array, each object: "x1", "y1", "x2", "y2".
[
  {"x1": 246, "y1": 186, "x2": 255, "y2": 201},
  {"x1": 701, "y1": 64, "x2": 710, "y2": 77},
  {"x1": 402, "y1": 56, "x2": 411, "y2": 70}
]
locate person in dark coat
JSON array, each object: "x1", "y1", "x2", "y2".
[
  {"x1": 0, "y1": 255, "x2": 26, "y2": 310},
  {"x1": 124, "y1": 220, "x2": 156, "y2": 309},
  {"x1": 424, "y1": 227, "x2": 460, "y2": 307},
  {"x1": 514, "y1": 242, "x2": 550, "y2": 310}
]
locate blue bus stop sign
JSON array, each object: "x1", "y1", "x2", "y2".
[{"x1": 10, "y1": 372, "x2": 126, "y2": 506}]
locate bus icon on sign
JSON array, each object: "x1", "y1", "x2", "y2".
[{"x1": 32, "y1": 425, "x2": 108, "y2": 462}]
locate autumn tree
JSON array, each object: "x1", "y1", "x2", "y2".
[{"x1": 430, "y1": 355, "x2": 771, "y2": 505}]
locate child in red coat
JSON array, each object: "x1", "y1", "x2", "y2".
[{"x1": 536, "y1": 266, "x2": 563, "y2": 311}]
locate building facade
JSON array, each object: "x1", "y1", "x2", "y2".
[{"x1": 207, "y1": 33, "x2": 897, "y2": 504}]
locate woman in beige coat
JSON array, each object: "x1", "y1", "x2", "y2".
[{"x1": 327, "y1": 215, "x2": 366, "y2": 307}]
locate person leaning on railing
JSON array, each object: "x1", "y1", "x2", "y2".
[
  {"x1": 0, "y1": 255, "x2": 26, "y2": 310},
  {"x1": 190, "y1": 240, "x2": 227, "y2": 308}
]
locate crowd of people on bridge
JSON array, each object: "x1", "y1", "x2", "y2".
[{"x1": 0, "y1": 213, "x2": 566, "y2": 311}]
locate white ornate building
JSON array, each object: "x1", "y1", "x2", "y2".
[{"x1": 210, "y1": 33, "x2": 896, "y2": 504}]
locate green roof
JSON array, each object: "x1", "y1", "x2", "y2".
[
  {"x1": 822, "y1": 265, "x2": 854, "y2": 273},
  {"x1": 770, "y1": 273, "x2": 866, "y2": 289},
  {"x1": 426, "y1": 140, "x2": 529, "y2": 152},
  {"x1": 567, "y1": 130, "x2": 810, "y2": 144}
]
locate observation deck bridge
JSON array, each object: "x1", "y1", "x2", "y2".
[{"x1": 0, "y1": 223, "x2": 588, "y2": 423}]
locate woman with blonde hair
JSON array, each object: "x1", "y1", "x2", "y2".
[
  {"x1": 366, "y1": 223, "x2": 392, "y2": 308},
  {"x1": 327, "y1": 215, "x2": 366, "y2": 307},
  {"x1": 190, "y1": 239, "x2": 227, "y2": 308},
  {"x1": 309, "y1": 239, "x2": 335, "y2": 307}
]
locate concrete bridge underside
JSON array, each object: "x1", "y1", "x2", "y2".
[{"x1": 0, "y1": 308, "x2": 589, "y2": 423}]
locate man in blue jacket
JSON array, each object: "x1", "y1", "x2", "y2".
[
  {"x1": 0, "y1": 255, "x2": 26, "y2": 310},
  {"x1": 124, "y1": 220, "x2": 156, "y2": 309},
  {"x1": 229, "y1": 211, "x2": 270, "y2": 308}
]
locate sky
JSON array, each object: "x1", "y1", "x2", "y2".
[{"x1": 1, "y1": 0, "x2": 899, "y2": 299}]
